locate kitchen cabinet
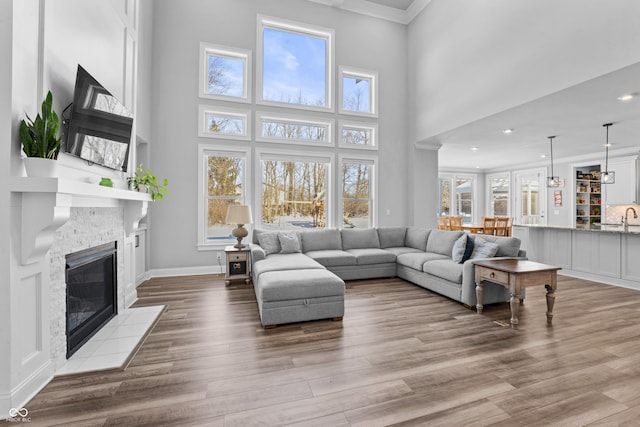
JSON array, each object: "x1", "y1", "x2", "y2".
[
  {"x1": 603, "y1": 155, "x2": 640, "y2": 204},
  {"x1": 571, "y1": 230, "x2": 621, "y2": 278}
]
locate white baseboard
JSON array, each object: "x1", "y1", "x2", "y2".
[
  {"x1": 147, "y1": 265, "x2": 223, "y2": 279},
  {"x1": 0, "y1": 360, "x2": 53, "y2": 421},
  {"x1": 559, "y1": 270, "x2": 640, "y2": 291}
]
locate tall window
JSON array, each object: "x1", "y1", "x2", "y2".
[
  {"x1": 438, "y1": 178, "x2": 451, "y2": 216},
  {"x1": 258, "y1": 151, "x2": 331, "y2": 230},
  {"x1": 198, "y1": 146, "x2": 249, "y2": 248},
  {"x1": 488, "y1": 173, "x2": 510, "y2": 217},
  {"x1": 199, "y1": 43, "x2": 251, "y2": 103},
  {"x1": 439, "y1": 175, "x2": 476, "y2": 223},
  {"x1": 340, "y1": 156, "x2": 375, "y2": 228},
  {"x1": 257, "y1": 16, "x2": 334, "y2": 111}
]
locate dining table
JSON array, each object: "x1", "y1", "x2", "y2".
[{"x1": 461, "y1": 224, "x2": 484, "y2": 234}]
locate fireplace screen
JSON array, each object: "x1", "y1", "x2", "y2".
[{"x1": 65, "y1": 242, "x2": 117, "y2": 358}]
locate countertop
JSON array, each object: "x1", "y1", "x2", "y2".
[{"x1": 513, "y1": 223, "x2": 640, "y2": 235}]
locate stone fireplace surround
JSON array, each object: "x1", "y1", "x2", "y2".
[{"x1": 5, "y1": 176, "x2": 151, "y2": 416}]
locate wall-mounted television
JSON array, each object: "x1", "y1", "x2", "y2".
[{"x1": 63, "y1": 65, "x2": 133, "y2": 172}]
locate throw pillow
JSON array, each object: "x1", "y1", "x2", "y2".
[
  {"x1": 278, "y1": 231, "x2": 301, "y2": 254},
  {"x1": 257, "y1": 231, "x2": 280, "y2": 256},
  {"x1": 451, "y1": 234, "x2": 474, "y2": 264},
  {"x1": 469, "y1": 237, "x2": 499, "y2": 260}
]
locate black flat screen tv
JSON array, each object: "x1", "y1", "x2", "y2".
[{"x1": 63, "y1": 65, "x2": 133, "y2": 172}]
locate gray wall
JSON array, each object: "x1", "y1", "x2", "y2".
[{"x1": 148, "y1": 0, "x2": 410, "y2": 269}]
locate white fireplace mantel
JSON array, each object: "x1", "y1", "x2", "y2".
[{"x1": 10, "y1": 176, "x2": 151, "y2": 265}]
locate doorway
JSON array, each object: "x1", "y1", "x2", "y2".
[{"x1": 514, "y1": 169, "x2": 546, "y2": 225}]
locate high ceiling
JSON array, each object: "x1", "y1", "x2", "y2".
[{"x1": 364, "y1": 0, "x2": 416, "y2": 10}]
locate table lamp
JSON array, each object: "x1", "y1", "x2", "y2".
[{"x1": 226, "y1": 205, "x2": 253, "y2": 248}]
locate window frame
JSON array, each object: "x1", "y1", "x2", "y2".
[
  {"x1": 338, "y1": 66, "x2": 378, "y2": 117},
  {"x1": 256, "y1": 15, "x2": 335, "y2": 113},
  {"x1": 439, "y1": 173, "x2": 477, "y2": 224},
  {"x1": 199, "y1": 42, "x2": 252, "y2": 103},
  {"x1": 255, "y1": 147, "x2": 334, "y2": 230},
  {"x1": 255, "y1": 111, "x2": 334, "y2": 146},
  {"x1": 339, "y1": 154, "x2": 377, "y2": 229},
  {"x1": 486, "y1": 171, "x2": 511, "y2": 217},
  {"x1": 338, "y1": 120, "x2": 378, "y2": 150},
  {"x1": 198, "y1": 105, "x2": 251, "y2": 141},
  {"x1": 197, "y1": 144, "x2": 252, "y2": 250}
]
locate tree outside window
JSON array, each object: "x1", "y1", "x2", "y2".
[
  {"x1": 206, "y1": 154, "x2": 244, "y2": 241},
  {"x1": 342, "y1": 161, "x2": 371, "y2": 228}
]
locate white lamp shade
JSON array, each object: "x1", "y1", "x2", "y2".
[{"x1": 226, "y1": 205, "x2": 253, "y2": 225}]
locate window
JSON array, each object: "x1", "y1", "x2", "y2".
[
  {"x1": 487, "y1": 172, "x2": 510, "y2": 217},
  {"x1": 197, "y1": 145, "x2": 250, "y2": 249},
  {"x1": 256, "y1": 112, "x2": 332, "y2": 145},
  {"x1": 198, "y1": 105, "x2": 250, "y2": 140},
  {"x1": 439, "y1": 174, "x2": 476, "y2": 223},
  {"x1": 339, "y1": 67, "x2": 378, "y2": 116},
  {"x1": 257, "y1": 16, "x2": 334, "y2": 111},
  {"x1": 338, "y1": 121, "x2": 377, "y2": 149},
  {"x1": 199, "y1": 42, "x2": 251, "y2": 103},
  {"x1": 340, "y1": 155, "x2": 376, "y2": 228},
  {"x1": 257, "y1": 149, "x2": 332, "y2": 230}
]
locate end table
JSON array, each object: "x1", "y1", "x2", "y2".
[{"x1": 224, "y1": 246, "x2": 251, "y2": 285}]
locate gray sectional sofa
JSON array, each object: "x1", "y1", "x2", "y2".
[{"x1": 249, "y1": 227, "x2": 525, "y2": 328}]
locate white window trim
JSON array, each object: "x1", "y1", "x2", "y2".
[
  {"x1": 255, "y1": 147, "x2": 334, "y2": 229},
  {"x1": 486, "y1": 171, "x2": 511, "y2": 217},
  {"x1": 338, "y1": 120, "x2": 378, "y2": 150},
  {"x1": 199, "y1": 42, "x2": 252, "y2": 103},
  {"x1": 198, "y1": 105, "x2": 251, "y2": 141},
  {"x1": 256, "y1": 111, "x2": 334, "y2": 146},
  {"x1": 339, "y1": 153, "x2": 378, "y2": 228},
  {"x1": 197, "y1": 144, "x2": 252, "y2": 250},
  {"x1": 439, "y1": 173, "x2": 478, "y2": 224},
  {"x1": 338, "y1": 66, "x2": 378, "y2": 118},
  {"x1": 256, "y1": 15, "x2": 335, "y2": 113}
]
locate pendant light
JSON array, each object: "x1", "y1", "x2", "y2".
[
  {"x1": 601, "y1": 123, "x2": 615, "y2": 184},
  {"x1": 546, "y1": 135, "x2": 560, "y2": 187}
]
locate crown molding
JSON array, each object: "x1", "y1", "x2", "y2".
[{"x1": 307, "y1": 0, "x2": 431, "y2": 25}]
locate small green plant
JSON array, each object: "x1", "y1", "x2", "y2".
[
  {"x1": 127, "y1": 164, "x2": 168, "y2": 201},
  {"x1": 19, "y1": 90, "x2": 62, "y2": 159}
]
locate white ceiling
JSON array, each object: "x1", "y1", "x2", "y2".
[
  {"x1": 431, "y1": 62, "x2": 640, "y2": 171},
  {"x1": 364, "y1": 0, "x2": 416, "y2": 10},
  {"x1": 308, "y1": 0, "x2": 429, "y2": 24}
]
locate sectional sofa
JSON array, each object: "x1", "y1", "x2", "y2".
[{"x1": 249, "y1": 227, "x2": 525, "y2": 328}]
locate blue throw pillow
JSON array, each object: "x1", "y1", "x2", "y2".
[{"x1": 452, "y1": 234, "x2": 474, "y2": 263}]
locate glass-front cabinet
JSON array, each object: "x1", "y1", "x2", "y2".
[{"x1": 575, "y1": 165, "x2": 601, "y2": 229}]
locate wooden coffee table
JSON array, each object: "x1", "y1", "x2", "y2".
[{"x1": 474, "y1": 259, "x2": 561, "y2": 325}]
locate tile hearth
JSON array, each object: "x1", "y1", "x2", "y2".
[{"x1": 56, "y1": 305, "x2": 164, "y2": 376}]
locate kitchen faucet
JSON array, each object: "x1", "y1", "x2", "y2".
[{"x1": 624, "y1": 207, "x2": 638, "y2": 232}]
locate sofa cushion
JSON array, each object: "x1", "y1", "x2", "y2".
[
  {"x1": 278, "y1": 231, "x2": 301, "y2": 254},
  {"x1": 341, "y1": 228, "x2": 380, "y2": 250},
  {"x1": 423, "y1": 259, "x2": 464, "y2": 284},
  {"x1": 346, "y1": 248, "x2": 396, "y2": 265},
  {"x1": 377, "y1": 227, "x2": 407, "y2": 248},
  {"x1": 382, "y1": 247, "x2": 423, "y2": 256},
  {"x1": 252, "y1": 253, "x2": 325, "y2": 279},
  {"x1": 396, "y1": 252, "x2": 449, "y2": 270},
  {"x1": 469, "y1": 237, "x2": 499, "y2": 259},
  {"x1": 305, "y1": 250, "x2": 357, "y2": 267},
  {"x1": 257, "y1": 231, "x2": 281, "y2": 255},
  {"x1": 470, "y1": 234, "x2": 521, "y2": 257},
  {"x1": 426, "y1": 230, "x2": 464, "y2": 256},
  {"x1": 405, "y1": 227, "x2": 430, "y2": 251},
  {"x1": 301, "y1": 229, "x2": 342, "y2": 252},
  {"x1": 451, "y1": 234, "x2": 474, "y2": 264},
  {"x1": 258, "y1": 269, "x2": 344, "y2": 302}
]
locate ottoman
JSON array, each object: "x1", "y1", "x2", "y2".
[{"x1": 254, "y1": 268, "x2": 345, "y2": 328}]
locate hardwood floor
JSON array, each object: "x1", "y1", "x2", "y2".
[{"x1": 16, "y1": 274, "x2": 640, "y2": 426}]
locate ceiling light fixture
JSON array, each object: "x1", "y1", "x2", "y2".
[
  {"x1": 617, "y1": 93, "x2": 635, "y2": 101},
  {"x1": 546, "y1": 136, "x2": 560, "y2": 187},
  {"x1": 601, "y1": 123, "x2": 615, "y2": 184},
  {"x1": 503, "y1": 128, "x2": 514, "y2": 134},
  {"x1": 471, "y1": 146, "x2": 479, "y2": 151}
]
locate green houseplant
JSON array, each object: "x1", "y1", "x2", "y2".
[
  {"x1": 127, "y1": 164, "x2": 169, "y2": 201},
  {"x1": 19, "y1": 91, "x2": 62, "y2": 177}
]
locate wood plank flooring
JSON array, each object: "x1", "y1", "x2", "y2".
[{"x1": 16, "y1": 274, "x2": 640, "y2": 426}]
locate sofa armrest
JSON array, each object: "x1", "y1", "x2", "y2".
[{"x1": 249, "y1": 244, "x2": 266, "y2": 263}]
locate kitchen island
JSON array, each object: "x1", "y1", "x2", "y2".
[{"x1": 512, "y1": 224, "x2": 640, "y2": 291}]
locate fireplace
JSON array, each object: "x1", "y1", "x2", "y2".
[{"x1": 65, "y1": 242, "x2": 118, "y2": 358}]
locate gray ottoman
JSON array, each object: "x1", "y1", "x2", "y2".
[{"x1": 255, "y1": 268, "x2": 345, "y2": 328}]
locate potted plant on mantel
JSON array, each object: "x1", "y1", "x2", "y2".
[
  {"x1": 127, "y1": 164, "x2": 168, "y2": 201},
  {"x1": 19, "y1": 90, "x2": 62, "y2": 177}
]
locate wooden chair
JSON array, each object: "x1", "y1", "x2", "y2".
[
  {"x1": 437, "y1": 216, "x2": 450, "y2": 230},
  {"x1": 449, "y1": 216, "x2": 463, "y2": 231},
  {"x1": 480, "y1": 217, "x2": 496, "y2": 235},
  {"x1": 506, "y1": 217, "x2": 513, "y2": 236},
  {"x1": 494, "y1": 217, "x2": 509, "y2": 236}
]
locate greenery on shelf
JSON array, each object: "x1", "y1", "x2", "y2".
[
  {"x1": 127, "y1": 164, "x2": 169, "y2": 201},
  {"x1": 19, "y1": 91, "x2": 62, "y2": 159}
]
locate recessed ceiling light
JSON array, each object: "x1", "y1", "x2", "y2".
[
  {"x1": 617, "y1": 93, "x2": 635, "y2": 101},
  {"x1": 503, "y1": 128, "x2": 514, "y2": 134},
  {"x1": 475, "y1": 166, "x2": 480, "y2": 169},
  {"x1": 540, "y1": 154, "x2": 548, "y2": 158},
  {"x1": 471, "y1": 146, "x2": 479, "y2": 151}
]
